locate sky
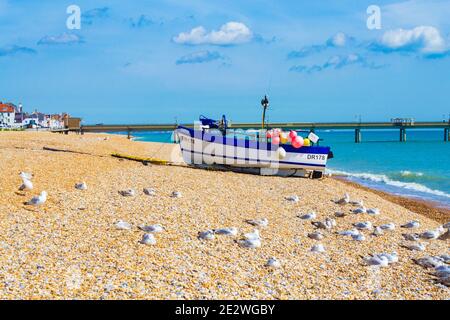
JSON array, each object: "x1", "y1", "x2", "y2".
[{"x1": 1, "y1": 0, "x2": 450, "y2": 124}]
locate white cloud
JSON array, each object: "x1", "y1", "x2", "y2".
[
  {"x1": 173, "y1": 21, "x2": 253, "y2": 45},
  {"x1": 328, "y1": 32, "x2": 347, "y2": 47},
  {"x1": 379, "y1": 26, "x2": 447, "y2": 54}
]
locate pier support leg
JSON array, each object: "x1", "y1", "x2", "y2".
[
  {"x1": 445, "y1": 128, "x2": 449, "y2": 142},
  {"x1": 400, "y1": 128, "x2": 406, "y2": 142},
  {"x1": 354, "y1": 128, "x2": 361, "y2": 143}
]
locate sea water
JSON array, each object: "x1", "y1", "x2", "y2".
[{"x1": 123, "y1": 129, "x2": 450, "y2": 208}]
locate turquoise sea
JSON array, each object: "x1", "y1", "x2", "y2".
[{"x1": 121, "y1": 129, "x2": 450, "y2": 208}]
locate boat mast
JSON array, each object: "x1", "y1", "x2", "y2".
[{"x1": 261, "y1": 95, "x2": 269, "y2": 129}]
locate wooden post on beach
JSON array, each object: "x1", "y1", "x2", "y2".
[
  {"x1": 400, "y1": 128, "x2": 406, "y2": 142},
  {"x1": 354, "y1": 128, "x2": 361, "y2": 143},
  {"x1": 445, "y1": 128, "x2": 449, "y2": 142}
]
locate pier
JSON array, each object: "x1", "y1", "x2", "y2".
[{"x1": 71, "y1": 120, "x2": 450, "y2": 143}]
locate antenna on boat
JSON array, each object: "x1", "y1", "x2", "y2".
[{"x1": 261, "y1": 95, "x2": 269, "y2": 129}]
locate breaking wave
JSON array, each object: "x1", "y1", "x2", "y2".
[{"x1": 327, "y1": 169, "x2": 450, "y2": 199}]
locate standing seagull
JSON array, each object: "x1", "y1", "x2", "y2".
[
  {"x1": 246, "y1": 218, "x2": 269, "y2": 228},
  {"x1": 335, "y1": 193, "x2": 350, "y2": 205},
  {"x1": 19, "y1": 178, "x2": 33, "y2": 191},
  {"x1": 26, "y1": 191, "x2": 47, "y2": 206}
]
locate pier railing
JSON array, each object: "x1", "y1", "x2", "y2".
[{"x1": 53, "y1": 120, "x2": 450, "y2": 142}]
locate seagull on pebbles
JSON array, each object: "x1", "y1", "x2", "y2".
[
  {"x1": 140, "y1": 233, "x2": 156, "y2": 245},
  {"x1": 243, "y1": 229, "x2": 261, "y2": 241},
  {"x1": 246, "y1": 218, "x2": 268, "y2": 227},
  {"x1": 312, "y1": 218, "x2": 336, "y2": 230},
  {"x1": 198, "y1": 230, "x2": 215, "y2": 240},
  {"x1": 115, "y1": 220, "x2": 131, "y2": 230},
  {"x1": 338, "y1": 229, "x2": 360, "y2": 237},
  {"x1": 352, "y1": 207, "x2": 367, "y2": 214},
  {"x1": 75, "y1": 182, "x2": 87, "y2": 190},
  {"x1": 19, "y1": 172, "x2": 33, "y2": 191},
  {"x1": 335, "y1": 193, "x2": 350, "y2": 205},
  {"x1": 238, "y1": 238, "x2": 261, "y2": 249},
  {"x1": 143, "y1": 188, "x2": 156, "y2": 196},
  {"x1": 26, "y1": 191, "x2": 47, "y2": 206},
  {"x1": 285, "y1": 195, "x2": 300, "y2": 203},
  {"x1": 214, "y1": 227, "x2": 238, "y2": 236},
  {"x1": 171, "y1": 191, "x2": 182, "y2": 198},
  {"x1": 413, "y1": 256, "x2": 446, "y2": 268},
  {"x1": 310, "y1": 244, "x2": 326, "y2": 253},
  {"x1": 299, "y1": 212, "x2": 316, "y2": 220},
  {"x1": 138, "y1": 224, "x2": 164, "y2": 233},
  {"x1": 364, "y1": 252, "x2": 398, "y2": 267},
  {"x1": 353, "y1": 221, "x2": 373, "y2": 230},
  {"x1": 308, "y1": 232, "x2": 324, "y2": 240},
  {"x1": 352, "y1": 233, "x2": 366, "y2": 241},
  {"x1": 350, "y1": 199, "x2": 364, "y2": 207},
  {"x1": 367, "y1": 208, "x2": 380, "y2": 215},
  {"x1": 402, "y1": 233, "x2": 420, "y2": 241},
  {"x1": 402, "y1": 242, "x2": 426, "y2": 251},
  {"x1": 372, "y1": 227, "x2": 384, "y2": 237},
  {"x1": 265, "y1": 258, "x2": 281, "y2": 268},
  {"x1": 119, "y1": 189, "x2": 136, "y2": 197},
  {"x1": 335, "y1": 211, "x2": 347, "y2": 218},
  {"x1": 401, "y1": 220, "x2": 420, "y2": 229},
  {"x1": 380, "y1": 223, "x2": 396, "y2": 231}
]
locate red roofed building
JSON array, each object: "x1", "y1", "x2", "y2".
[{"x1": 0, "y1": 102, "x2": 16, "y2": 127}]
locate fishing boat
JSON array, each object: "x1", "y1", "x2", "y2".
[{"x1": 174, "y1": 96, "x2": 333, "y2": 178}]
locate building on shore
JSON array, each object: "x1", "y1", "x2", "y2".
[{"x1": 0, "y1": 102, "x2": 16, "y2": 127}]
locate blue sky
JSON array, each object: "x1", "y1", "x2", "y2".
[{"x1": 1, "y1": 0, "x2": 450, "y2": 124}]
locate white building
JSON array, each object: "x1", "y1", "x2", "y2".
[{"x1": 0, "y1": 103, "x2": 16, "y2": 127}]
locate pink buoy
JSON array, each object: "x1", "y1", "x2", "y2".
[
  {"x1": 272, "y1": 136, "x2": 280, "y2": 145},
  {"x1": 289, "y1": 130, "x2": 298, "y2": 141},
  {"x1": 292, "y1": 136, "x2": 304, "y2": 148}
]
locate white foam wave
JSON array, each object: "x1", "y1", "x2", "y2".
[
  {"x1": 399, "y1": 170, "x2": 424, "y2": 177},
  {"x1": 327, "y1": 169, "x2": 450, "y2": 199}
]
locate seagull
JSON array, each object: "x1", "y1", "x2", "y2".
[
  {"x1": 401, "y1": 220, "x2": 420, "y2": 229},
  {"x1": 335, "y1": 193, "x2": 350, "y2": 205},
  {"x1": 138, "y1": 224, "x2": 164, "y2": 233},
  {"x1": 352, "y1": 233, "x2": 366, "y2": 241},
  {"x1": 285, "y1": 195, "x2": 300, "y2": 203},
  {"x1": 439, "y1": 229, "x2": 450, "y2": 240},
  {"x1": 353, "y1": 221, "x2": 372, "y2": 230},
  {"x1": 380, "y1": 223, "x2": 396, "y2": 231},
  {"x1": 26, "y1": 191, "x2": 47, "y2": 206},
  {"x1": 244, "y1": 229, "x2": 260, "y2": 240},
  {"x1": 413, "y1": 256, "x2": 445, "y2": 269},
  {"x1": 75, "y1": 182, "x2": 87, "y2": 190},
  {"x1": 367, "y1": 208, "x2": 380, "y2": 215},
  {"x1": 364, "y1": 252, "x2": 398, "y2": 267},
  {"x1": 265, "y1": 258, "x2": 281, "y2": 268},
  {"x1": 420, "y1": 229, "x2": 442, "y2": 240},
  {"x1": 238, "y1": 238, "x2": 261, "y2": 249},
  {"x1": 171, "y1": 191, "x2": 182, "y2": 198},
  {"x1": 352, "y1": 207, "x2": 367, "y2": 214},
  {"x1": 402, "y1": 233, "x2": 419, "y2": 241},
  {"x1": 335, "y1": 211, "x2": 346, "y2": 218},
  {"x1": 140, "y1": 233, "x2": 156, "y2": 245},
  {"x1": 19, "y1": 172, "x2": 33, "y2": 180},
  {"x1": 338, "y1": 229, "x2": 360, "y2": 237},
  {"x1": 308, "y1": 232, "x2": 324, "y2": 240},
  {"x1": 19, "y1": 178, "x2": 33, "y2": 191},
  {"x1": 372, "y1": 226, "x2": 384, "y2": 237},
  {"x1": 299, "y1": 212, "x2": 316, "y2": 220},
  {"x1": 350, "y1": 199, "x2": 364, "y2": 207},
  {"x1": 119, "y1": 189, "x2": 136, "y2": 197},
  {"x1": 310, "y1": 244, "x2": 325, "y2": 253},
  {"x1": 443, "y1": 222, "x2": 450, "y2": 229},
  {"x1": 433, "y1": 265, "x2": 450, "y2": 285},
  {"x1": 214, "y1": 227, "x2": 238, "y2": 236},
  {"x1": 312, "y1": 218, "x2": 336, "y2": 230},
  {"x1": 198, "y1": 230, "x2": 215, "y2": 240},
  {"x1": 115, "y1": 220, "x2": 131, "y2": 230},
  {"x1": 402, "y1": 242, "x2": 426, "y2": 251},
  {"x1": 364, "y1": 255, "x2": 389, "y2": 267},
  {"x1": 143, "y1": 188, "x2": 156, "y2": 196},
  {"x1": 246, "y1": 218, "x2": 268, "y2": 227}
]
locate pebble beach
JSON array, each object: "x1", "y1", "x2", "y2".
[{"x1": 0, "y1": 131, "x2": 448, "y2": 300}]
